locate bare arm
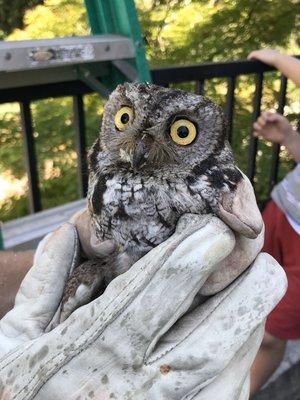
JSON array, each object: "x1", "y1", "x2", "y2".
[
  {"x1": 248, "y1": 49, "x2": 300, "y2": 87},
  {"x1": 275, "y1": 54, "x2": 300, "y2": 87},
  {"x1": 281, "y1": 130, "x2": 300, "y2": 163},
  {"x1": 0, "y1": 251, "x2": 34, "y2": 318}
]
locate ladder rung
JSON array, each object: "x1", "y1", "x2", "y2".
[{"x1": 0, "y1": 35, "x2": 134, "y2": 73}]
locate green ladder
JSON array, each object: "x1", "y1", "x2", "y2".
[{"x1": 84, "y1": 0, "x2": 151, "y2": 89}]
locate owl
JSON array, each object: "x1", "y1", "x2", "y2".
[{"x1": 59, "y1": 82, "x2": 262, "y2": 321}]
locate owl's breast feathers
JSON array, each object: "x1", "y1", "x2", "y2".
[
  {"x1": 89, "y1": 171, "x2": 177, "y2": 253},
  {"x1": 88, "y1": 154, "x2": 240, "y2": 256}
]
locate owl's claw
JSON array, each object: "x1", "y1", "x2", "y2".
[{"x1": 59, "y1": 259, "x2": 107, "y2": 323}]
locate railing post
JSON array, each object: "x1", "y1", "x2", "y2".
[
  {"x1": 225, "y1": 77, "x2": 236, "y2": 143},
  {"x1": 20, "y1": 101, "x2": 41, "y2": 213},
  {"x1": 195, "y1": 80, "x2": 205, "y2": 96},
  {"x1": 247, "y1": 73, "x2": 263, "y2": 183},
  {"x1": 269, "y1": 75, "x2": 287, "y2": 191},
  {"x1": 73, "y1": 95, "x2": 88, "y2": 198}
]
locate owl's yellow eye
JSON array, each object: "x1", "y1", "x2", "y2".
[
  {"x1": 170, "y1": 119, "x2": 197, "y2": 146},
  {"x1": 115, "y1": 106, "x2": 134, "y2": 131}
]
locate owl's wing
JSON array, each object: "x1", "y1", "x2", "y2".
[{"x1": 186, "y1": 158, "x2": 262, "y2": 239}]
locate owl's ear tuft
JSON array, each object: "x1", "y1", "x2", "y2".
[{"x1": 217, "y1": 172, "x2": 263, "y2": 239}]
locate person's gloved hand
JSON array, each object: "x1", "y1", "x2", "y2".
[
  {"x1": 0, "y1": 214, "x2": 286, "y2": 400},
  {"x1": 70, "y1": 207, "x2": 116, "y2": 259}
]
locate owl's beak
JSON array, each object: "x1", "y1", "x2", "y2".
[{"x1": 132, "y1": 136, "x2": 151, "y2": 169}]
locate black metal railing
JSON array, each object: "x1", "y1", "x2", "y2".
[
  {"x1": 0, "y1": 58, "x2": 299, "y2": 215},
  {"x1": 0, "y1": 80, "x2": 95, "y2": 213}
]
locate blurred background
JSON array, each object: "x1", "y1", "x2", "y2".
[{"x1": 0, "y1": 0, "x2": 299, "y2": 222}]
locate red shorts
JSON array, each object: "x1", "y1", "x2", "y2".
[{"x1": 263, "y1": 200, "x2": 300, "y2": 340}]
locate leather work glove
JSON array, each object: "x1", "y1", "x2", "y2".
[{"x1": 0, "y1": 214, "x2": 286, "y2": 400}]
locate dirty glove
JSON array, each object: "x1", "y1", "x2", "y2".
[{"x1": 0, "y1": 214, "x2": 286, "y2": 400}]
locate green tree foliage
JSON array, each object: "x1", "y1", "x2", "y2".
[
  {"x1": 137, "y1": 0, "x2": 300, "y2": 65},
  {"x1": 6, "y1": 0, "x2": 89, "y2": 40},
  {"x1": 0, "y1": 0, "x2": 44, "y2": 39},
  {"x1": 0, "y1": 0, "x2": 299, "y2": 221}
]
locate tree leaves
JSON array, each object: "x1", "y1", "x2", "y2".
[
  {"x1": 137, "y1": 0, "x2": 300, "y2": 65},
  {"x1": 0, "y1": 0, "x2": 44, "y2": 39}
]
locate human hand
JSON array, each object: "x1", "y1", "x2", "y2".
[
  {"x1": 248, "y1": 49, "x2": 300, "y2": 88},
  {"x1": 253, "y1": 112, "x2": 295, "y2": 144},
  {"x1": 0, "y1": 214, "x2": 286, "y2": 399},
  {"x1": 247, "y1": 48, "x2": 281, "y2": 67}
]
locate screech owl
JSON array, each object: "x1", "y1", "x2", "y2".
[{"x1": 59, "y1": 82, "x2": 262, "y2": 321}]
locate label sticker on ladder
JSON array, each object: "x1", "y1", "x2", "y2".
[{"x1": 28, "y1": 44, "x2": 95, "y2": 65}]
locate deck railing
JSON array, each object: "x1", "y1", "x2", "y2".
[{"x1": 0, "y1": 57, "x2": 299, "y2": 215}]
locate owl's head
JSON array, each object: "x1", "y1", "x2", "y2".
[{"x1": 97, "y1": 82, "x2": 227, "y2": 171}]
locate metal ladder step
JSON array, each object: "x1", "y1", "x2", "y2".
[{"x1": 0, "y1": 35, "x2": 135, "y2": 92}]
